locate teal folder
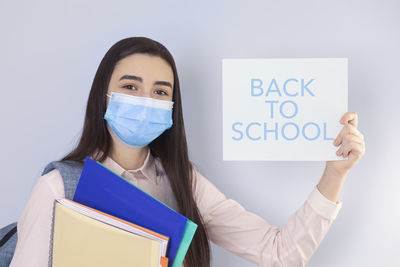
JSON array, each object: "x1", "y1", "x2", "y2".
[{"x1": 173, "y1": 220, "x2": 197, "y2": 267}]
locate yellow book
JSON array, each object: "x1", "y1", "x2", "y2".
[{"x1": 50, "y1": 199, "x2": 161, "y2": 267}]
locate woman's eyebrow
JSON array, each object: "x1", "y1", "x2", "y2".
[{"x1": 119, "y1": 75, "x2": 173, "y2": 89}]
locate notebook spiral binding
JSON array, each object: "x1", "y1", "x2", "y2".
[{"x1": 48, "y1": 200, "x2": 56, "y2": 267}]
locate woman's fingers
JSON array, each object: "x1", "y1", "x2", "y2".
[
  {"x1": 340, "y1": 111, "x2": 358, "y2": 128},
  {"x1": 338, "y1": 140, "x2": 365, "y2": 158},
  {"x1": 333, "y1": 123, "x2": 364, "y2": 147},
  {"x1": 336, "y1": 134, "x2": 365, "y2": 157}
]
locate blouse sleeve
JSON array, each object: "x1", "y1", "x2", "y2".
[
  {"x1": 9, "y1": 169, "x2": 65, "y2": 267},
  {"x1": 191, "y1": 166, "x2": 342, "y2": 267}
]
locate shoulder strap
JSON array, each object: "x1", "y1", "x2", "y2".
[
  {"x1": 41, "y1": 159, "x2": 84, "y2": 200},
  {"x1": 0, "y1": 222, "x2": 17, "y2": 266},
  {"x1": 0, "y1": 222, "x2": 17, "y2": 246}
]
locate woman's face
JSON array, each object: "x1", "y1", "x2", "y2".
[{"x1": 107, "y1": 53, "x2": 174, "y2": 105}]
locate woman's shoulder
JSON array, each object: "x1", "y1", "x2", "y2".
[
  {"x1": 38, "y1": 157, "x2": 86, "y2": 197},
  {"x1": 33, "y1": 168, "x2": 65, "y2": 198}
]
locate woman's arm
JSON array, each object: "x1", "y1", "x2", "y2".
[
  {"x1": 317, "y1": 165, "x2": 347, "y2": 204},
  {"x1": 192, "y1": 112, "x2": 364, "y2": 267},
  {"x1": 318, "y1": 112, "x2": 365, "y2": 203},
  {"x1": 10, "y1": 169, "x2": 64, "y2": 267},
  {"x1": 192, "y1": 167, "x2": 341, "y2": 267}
]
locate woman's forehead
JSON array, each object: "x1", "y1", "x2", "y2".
[{"x1": 113, "y1": 53, "x2": 174, "y2": 86}]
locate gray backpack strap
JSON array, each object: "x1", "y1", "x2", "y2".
[
  {"x1": 0, "y1": 222, "x2": 17, "y2": 267},
  {"x1": 41, "y1": 160, "x2": 84, "y2": 200}
]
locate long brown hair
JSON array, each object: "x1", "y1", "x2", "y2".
[{"x1": 60, "y1": 37, "x2": 211, "y2": 266}]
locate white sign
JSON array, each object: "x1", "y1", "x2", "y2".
[{"x1": 222, "y1": 58, "x2": 348, "y2": 161}]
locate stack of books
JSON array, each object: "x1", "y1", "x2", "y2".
[{"x1": 48, "y1": 156, "x2": 197, "y2": 267}]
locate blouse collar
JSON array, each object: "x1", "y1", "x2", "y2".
[{"x1": 90, "y1": 147, "x2": 161, "y2": 185}]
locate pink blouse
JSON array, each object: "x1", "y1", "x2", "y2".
[{"x1": 9, "y1": 147, "x2": 342, "y2": 267}]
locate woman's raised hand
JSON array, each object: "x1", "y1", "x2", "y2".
[{"x1": 326, "y1": 111, "x2": 366, "y2": 176}]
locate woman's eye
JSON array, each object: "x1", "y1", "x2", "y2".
[
  {"x1": 155, "y1": 89, "x2": 168, "y2": 96},
  {"x1": 123, "y1": 84, "x2": 137, "y2": 90}
]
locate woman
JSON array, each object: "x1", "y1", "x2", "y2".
[{"x1": 9, "y1": 37, "x2": 365, "y2": 267}]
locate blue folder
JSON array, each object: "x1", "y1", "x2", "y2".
[{"x1": 73, "y1": 156, "x2": 189, "y2": 266}]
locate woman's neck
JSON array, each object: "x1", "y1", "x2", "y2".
[{"x1": 109, "y1": 142, "x2": 149, "y2": 171}]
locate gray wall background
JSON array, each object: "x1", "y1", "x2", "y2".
[{"x1": 1, "y1": 0, "x2": 399, "y2": 266}]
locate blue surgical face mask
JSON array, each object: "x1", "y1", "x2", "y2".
[{"x1": 104, "y1": 92, "x2": 174, "y2": 148}]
